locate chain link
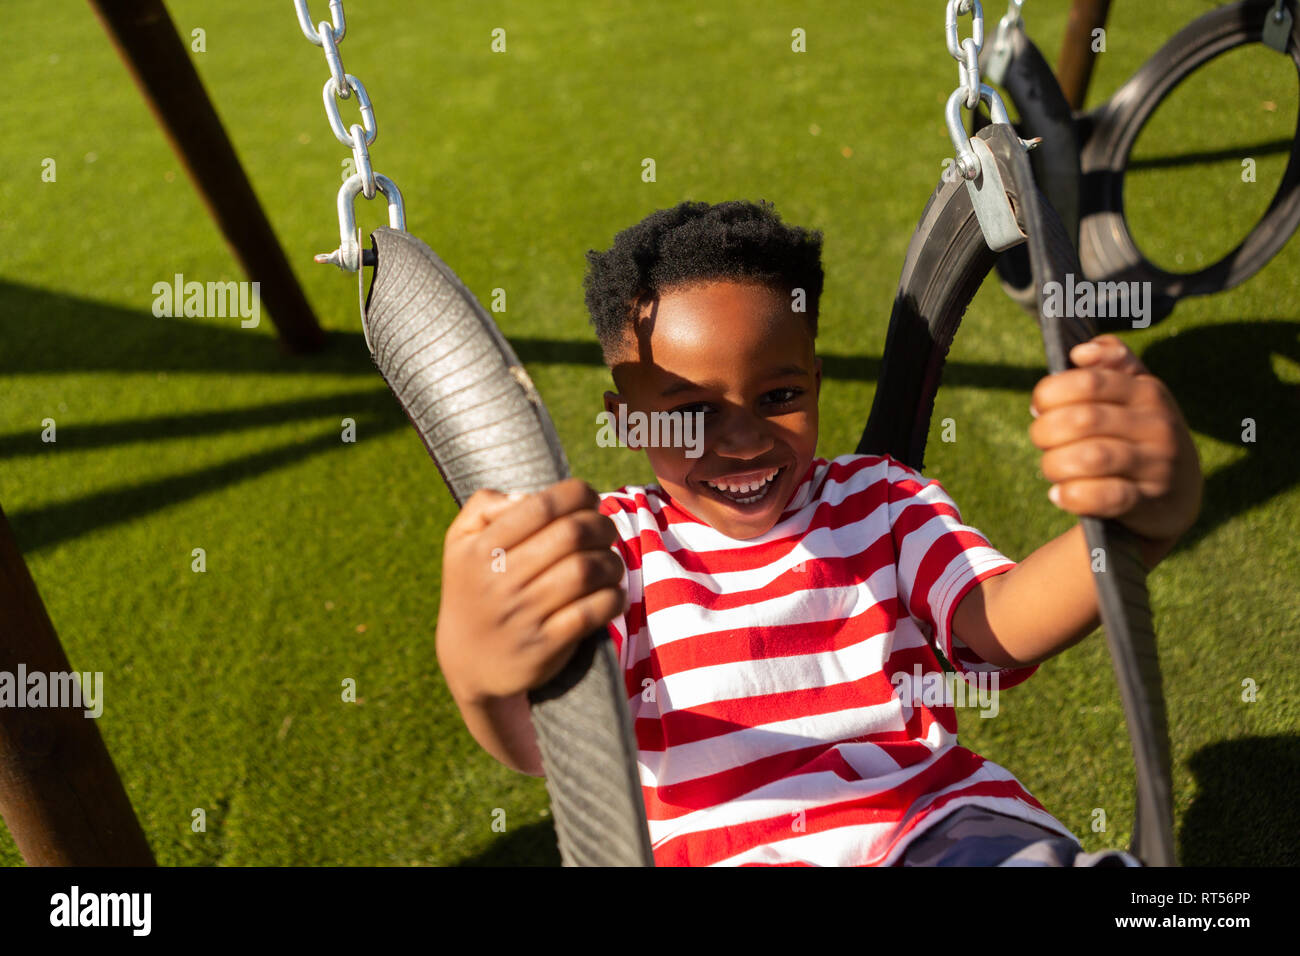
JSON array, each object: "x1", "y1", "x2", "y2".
[
  {"x1": 942, "y1": 0, "x2": 1028, "y2": 180},
  {"x1": 318, "y1": 21, "x2": 349, "y2": 97},
  {"x1": 322, "y1": 73, "x2": 376, "y2": 148},
  {"x1": 946, "y1": 0, "x2": 984, "y2": 109},
  {"x1": 292, "y1": 0, "x2": 405, "y2": 271},
  {"x1": 294, "y1": 0, "x2": 345, "y2": 46}
]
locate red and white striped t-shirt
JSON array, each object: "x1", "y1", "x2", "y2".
[{"x1": 598, "y1": 452, "x2": 1079, "y2": 866}]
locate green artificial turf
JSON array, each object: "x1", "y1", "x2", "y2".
[{"x1": 1, "y1": 0, "x2": 1297, "y2": 866}]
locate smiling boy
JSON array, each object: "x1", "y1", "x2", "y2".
[{"x1": 434, "y1": 199, "x2": 1202, "y2": 866}]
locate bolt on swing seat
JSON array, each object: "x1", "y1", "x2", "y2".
[{"x1": 359, "y1": 120, "x2": 1176, "y2": 867}]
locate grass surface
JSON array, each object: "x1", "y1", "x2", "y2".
[{"x1": 1, "y1": 0, "x2": 1297, "y2": 866}]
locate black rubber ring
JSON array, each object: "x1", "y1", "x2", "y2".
[{"x1": 1077, "y1": 0, "x2": 1300, "y2": 328}]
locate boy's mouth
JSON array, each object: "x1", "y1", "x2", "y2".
[{"x1": 700, "y1": 466, "x2": 785, "y2": 507}]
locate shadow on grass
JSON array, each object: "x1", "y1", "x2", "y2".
[
  {"x1": 3, "y1": 282, "x2": 1298, "y2": 867},
  {"x1": 2, "y1": 281, "x2": 1297, "y2": 564},
  {"x1": 1140, "y1": 320, "x2": 1300, "y2": 555},
  {"x1": 0, "y1": 280, "x2": 1038, "y2": 555},
  {"x1": 1126, "y1": 136, "x2": 1294, "y2": 172},
  {"x1": 453, "y1": 819, "x2": 562, "y2": 867},
  {"x1": 1180, "y1": 735, "x2": 1300, "y2": 866}
]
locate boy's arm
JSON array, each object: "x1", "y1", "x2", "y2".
[
  {"x1": 953, "y1": 524, "x2": 1176, "y2": 668},
  {"x1": 446, "y1": 686, "x2": 545, "y2": 777},
  {"x1": 953, "y1": 335, "x2": 1201, "y2": 669},
  {"x1": 434, "y1": 480, "x2": 626, "y2": 777}
]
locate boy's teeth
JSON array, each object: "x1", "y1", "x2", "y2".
[{"x1": 706, "y1": 467, "x2": 780, "y2": 494}]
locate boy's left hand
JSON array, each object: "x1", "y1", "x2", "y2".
[{"x1": 1029, "y1": 334, "x2": 1202, "y2": 549}]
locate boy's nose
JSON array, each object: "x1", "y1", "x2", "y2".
[{"x1": 711, "y1": 412, "x2": 774, "y2": 459}]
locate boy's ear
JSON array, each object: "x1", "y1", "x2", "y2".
[
  {"x1": 814, "y1": 356, "x2": 823, "y2": 395},
  {"x1": 603, "y1": 390, "x2": 638, "y2": 449}
]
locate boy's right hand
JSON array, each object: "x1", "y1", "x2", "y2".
[{"x1": 435, "y1": 478, "x2": 627, "y2": 706}]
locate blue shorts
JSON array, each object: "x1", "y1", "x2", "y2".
[{"x1": 897, "y1": 806, "x2": 1144, "y2": 867}]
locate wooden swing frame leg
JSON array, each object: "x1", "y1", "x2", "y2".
[
  {"x1": 1058, "y1": 0, "x2": 1114, "y2": 110},
  {"x1": 0, "y1": 502, "x2": 155, "y2": 866},
  {"x1": 87, "y1": 0, "x2": 325, "y2": 355}
]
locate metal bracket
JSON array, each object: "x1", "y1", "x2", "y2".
[
  {"x1": 985, "y1": 21, "x2": 1016, "y2": 85},
  {"x1": 356, "y1": 227, "x2": 372, "y2": 344},
  {"x1": 1263, "y1": 0, "x2": 1293, "y2": 53},
  {"x1": 985, "y1": 37, "x2": 1014, "y2": 86},
  {"x1": 964, "y1": 136, "x2": 1027, "y2": 252},
  {"x1": 984, "y1": 0, "x2": 1024, "y2": 85}
]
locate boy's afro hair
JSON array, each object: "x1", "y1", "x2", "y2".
[{"x1": 583, "y1": 199, "x2": 824, "y2": 360}]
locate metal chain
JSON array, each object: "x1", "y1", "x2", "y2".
[
  {"x1": 942, "y1": 0, "x2": 1027, "y2": 180},
  {"x1": 945, "y1": 0, "x2": 984, "y2": 109},
  {"x1": 985, "y1": 0, "x2": 1026, "y2": 85},
  {"x1": 292, "y1": 0, "x2": 406, "y2": 272}
]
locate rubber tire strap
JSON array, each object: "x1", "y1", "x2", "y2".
[
  {"x1": 363, "y1": 227, "x2": 655, "y2": 866},
  {"x1": 859, "y1": 123, "x2": 1177, "y2": 866}
]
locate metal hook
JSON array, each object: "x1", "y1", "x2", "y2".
[
  {"x1": 946, "y1": 83, "x2": 1013, "y2": 179},
  {"x1": 315, "y1": 172, "x2": 405, "y2": 272}
]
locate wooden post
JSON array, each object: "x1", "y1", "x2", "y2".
[
  {"x1": 1057, "y1": 0, "x2": 1113, "y2": 111},
  {"x1": 0, "y1": 502, "x2": 155, "y2": 866},
  {"x1": 88, "y1": 0, "x2": 325, "y2": 354}
]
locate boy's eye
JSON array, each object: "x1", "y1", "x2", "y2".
[
  {"x1": 673, "y1": 402, "x2": 714, "y2": 416},
  {"x1": 764, "y1": 387, "x2": 803, "y2": 406}
]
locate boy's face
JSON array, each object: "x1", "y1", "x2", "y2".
[{"x1": 604, "y1": 279, "x2": 821, "y2": 540}]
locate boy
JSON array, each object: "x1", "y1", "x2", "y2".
[{"x1": 435, "y1": 199, "x2": 1202, "y2": 866}]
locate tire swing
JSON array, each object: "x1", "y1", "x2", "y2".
[
  {"x1": 364, "y1": 228, "x2": 656, "y2": 868},
  {"x1": 859, "y1": 120, "x2": 1176, "y2": 867},
  {"x1": 977, "y1": 0, "x2": 1300, "y2": 328},
  {"x1": 290, "y1": 0, "x2": 654, "y2": 867}
]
